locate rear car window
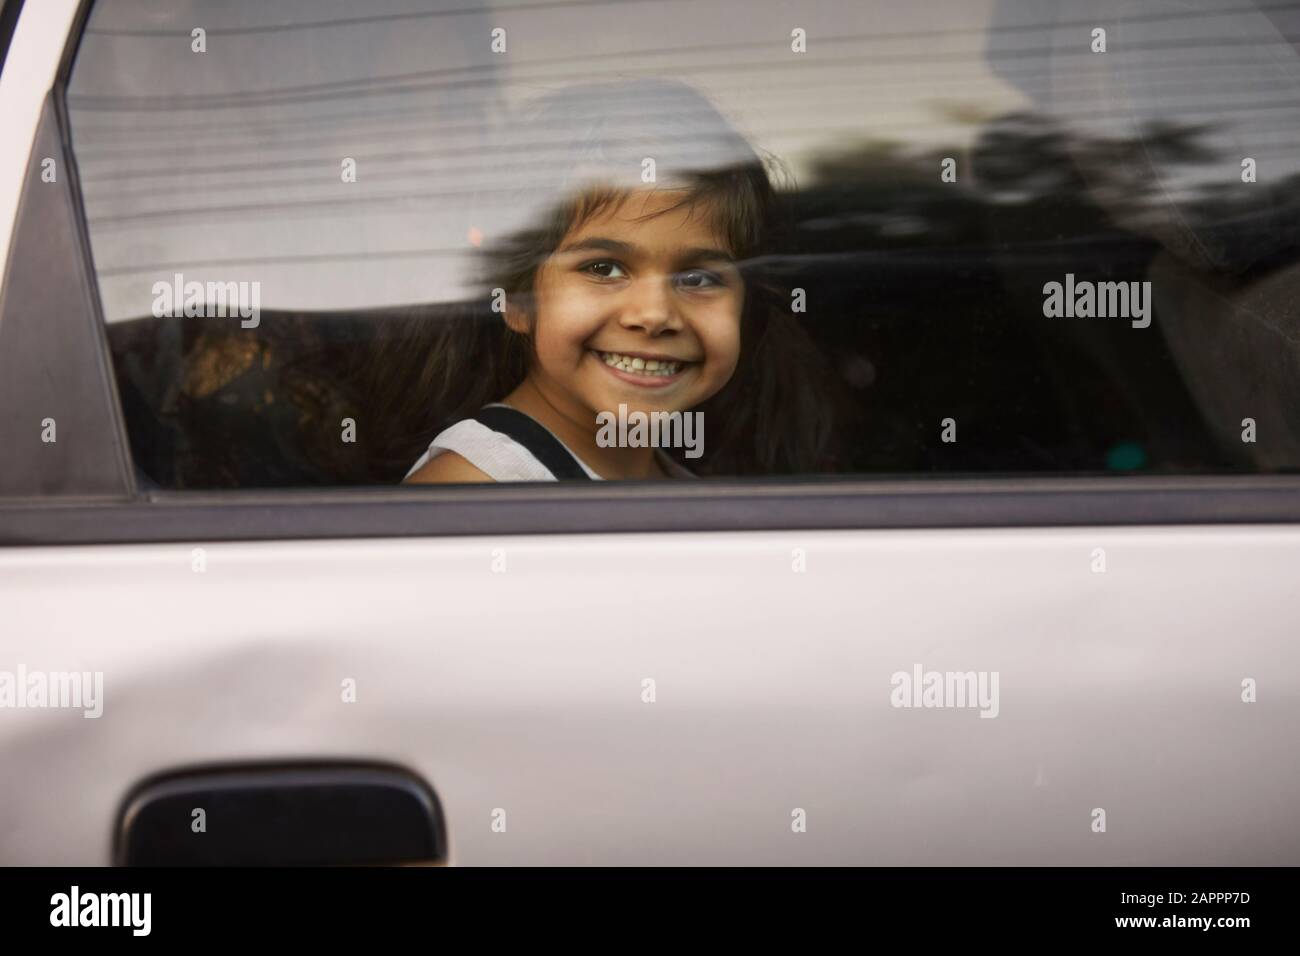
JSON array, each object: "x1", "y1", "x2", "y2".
[{"x1": 64, "y1": 0, "x2": 1300, "y2": 488}]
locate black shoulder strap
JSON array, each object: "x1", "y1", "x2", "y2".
[{"x1": 473, "y1": 406, "x2": 592, "y2": 480}]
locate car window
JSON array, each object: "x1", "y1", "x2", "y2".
[{"x1": 63, "y1": 0, "x2": 1300, "y2": 488}]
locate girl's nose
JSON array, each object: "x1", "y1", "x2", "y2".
[{"x1": 618, "y1": 275, "x2": 681, "y2": 335}]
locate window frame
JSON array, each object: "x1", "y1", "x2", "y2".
[
  {"x1": 0, "y1": 0, "x2": 134, "y2": 504},
  {"x1": 0, "y1": 0, "x2": 28, "y2": 79},
  {"x1": 3, "y1": 0, "x2": 1300, "y2": 546}
]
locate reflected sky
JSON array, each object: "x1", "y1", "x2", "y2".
[{"x1": 67, "y1": 0, "x2": 1300, "y2": 320}]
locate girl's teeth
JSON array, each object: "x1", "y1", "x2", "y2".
[{"x1": 599, "y1": 352, "x2": 682, "y2": 377}]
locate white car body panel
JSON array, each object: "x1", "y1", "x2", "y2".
[{"x1": 2, "y1": 525, "x2": 1296, "y2": 865}]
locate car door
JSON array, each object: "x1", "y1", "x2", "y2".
[{"x1": 2, "y1": 0, "x2": 1298, "y2": 866}]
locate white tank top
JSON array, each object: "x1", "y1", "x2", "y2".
[{"x1": 404, "y1": 404, "x2": 695, "y2": 481}]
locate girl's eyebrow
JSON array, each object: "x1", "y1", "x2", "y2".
[
  {"x1": 678, "y1": 246, "x2": 736, "y2": 264},
  {"x1": 557, "y1": 237, "x2": 736, "y2": 264},
  {"x1": 557, "y1": 237, "x2": 637, "y2": 257}
]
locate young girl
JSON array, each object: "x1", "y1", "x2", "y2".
[{"x1": 372, "y1": 79, "x2": 843, "y2": 482}]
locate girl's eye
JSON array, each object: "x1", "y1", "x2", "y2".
[
  {"x1": 582, "y1": 260, "x2": 627, "y2": 280},
  {"x1": 675, "y1": 269, "x2": 723, "y2": 290}
]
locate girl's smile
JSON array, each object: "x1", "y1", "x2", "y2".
[{"x1": 591, "y1": 349, "x2": 697, "y2": 388}]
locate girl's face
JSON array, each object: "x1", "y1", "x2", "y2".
[{"x1": 510, "y1": 189, "x2": 744, "y2": 428}]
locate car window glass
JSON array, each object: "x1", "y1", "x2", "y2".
[{"x1": 65, "y1": 0, "x2": 1300, "y2": 487}]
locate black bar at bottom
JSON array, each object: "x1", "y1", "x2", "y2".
[{"x1": 0, "y1": 866, "x2": 1287, "y2": 942}]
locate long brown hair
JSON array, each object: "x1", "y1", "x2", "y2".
[{"x1": 366, "y1": 79, "x2": 849, "y2": 478}]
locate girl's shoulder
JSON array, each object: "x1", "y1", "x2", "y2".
[
  {"x1": 403, "y1": 408, "x2": 598, "y2": 483},
  {"x1": 404, "y1": 447, "x2": 493, "y2": 484},
  {"x1": 403, "y1": 406, "x2": 699, "y2": 483}
]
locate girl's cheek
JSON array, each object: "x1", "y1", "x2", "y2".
[
  {"x1": 531, "y1": 285, "x2": 598, "y2": 360},
  {"x1": 549, "y1": 284, "x2": 606, "y2": 337},
  {"x1": 709, "y1": 311, "x2": 743, "y2": 387},
  {"x1": 713, "y1": 300, "x2": 743, "y2": 367}
]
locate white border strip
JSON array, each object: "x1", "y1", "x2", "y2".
[{"x1": 0, "y1": 0, "x2": 83, "y2": 292}]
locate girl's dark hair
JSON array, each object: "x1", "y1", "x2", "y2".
[{"x1": 366, "y1": 79, "x2": 848, "y2": 478}]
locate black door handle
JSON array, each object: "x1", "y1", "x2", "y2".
[{"x1": 114, "y1": 763, "x2": 446, "y2": 866}]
